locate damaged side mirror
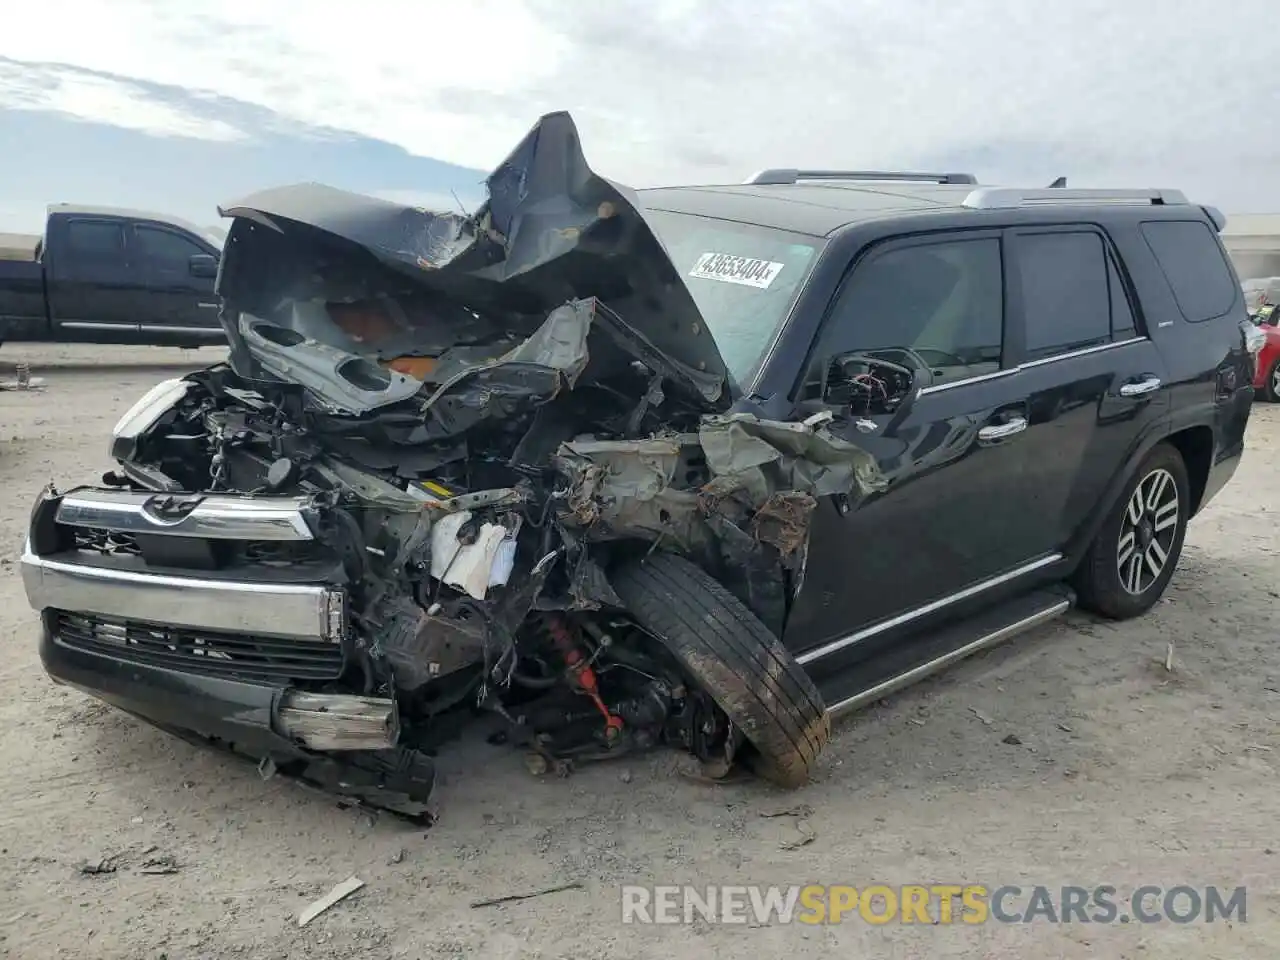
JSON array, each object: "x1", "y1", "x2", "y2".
[{"x1": 819, "y1": 351, "x2": 924, "y2": 437}]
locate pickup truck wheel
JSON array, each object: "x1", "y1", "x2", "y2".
[
  {"x1": 1073, "y1": 442, "x2": 1190, "y2": 619},
  {"x1": 612, "y1": 552, "x2": 830, "y2": 787}
]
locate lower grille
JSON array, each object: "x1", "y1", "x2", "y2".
[
  {"x1": 70, "y1": 526, "x2": 329, "y2": 566},
  {"x1": 52, "y1": 610, "x2": 344, "y2": 682}
]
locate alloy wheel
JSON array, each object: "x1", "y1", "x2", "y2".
[
  {"x1": 1271, "y1": 363, "x2": 1280, "y2": 397},
  {"x1": 1116, "y1": 467, "x2": 1179, "y2": 596}
]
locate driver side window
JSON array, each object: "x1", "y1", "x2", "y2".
[{"x1": 801, "y1": 236, "x2": 1005, "y2": 399}]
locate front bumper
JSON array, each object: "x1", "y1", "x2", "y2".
[
  {"x1": 21, "y1": 485, "x2": 362, "y2": 746},
  {"x1": 39, "y1": 615, "x2": 310, "y2": 761},
  {"x1": 22, "y1": 485, "x2": 346, "y2": 645},
  {"x1": 21, "y1": 484, "x2": 431, "y2": 815}
]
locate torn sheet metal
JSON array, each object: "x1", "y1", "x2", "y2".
[
  {"x1": 553, "y1": 414, "x2": 884, "y2": 558},
  {"x1": 697, "y1": 413, "x2": 887, "y2": 505},
  {"x1": 554, "y1": 436, "x2": 712, "y2": 551},
  {"x1": 216, "y1": 112, "x2": 731, "y2": 406}
]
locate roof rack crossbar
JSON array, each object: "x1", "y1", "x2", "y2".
[
  {"x1": 962, "y1": 187, "x2": 1189, "y2": 210},
  {"x1": 746, "y1": 169, "x2": 978, "y2": 186}
]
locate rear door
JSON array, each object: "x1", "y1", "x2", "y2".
[
  {"x1": 44, "y1": 217, "x2": 141, "y2": 336},
  {"x1": 1003, "y1": 225, "x2": 1170, "y2": 554},
  {"x1": 129, "y1": 223, "x2": 220, "y2": 333},
  {"x1": 784, "y1": 230, "x2": 1058, "y2": 661}
]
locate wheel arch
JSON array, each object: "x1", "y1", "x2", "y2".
[
  {"x1": 1164, "y1": 425, "x2": 1214, "y2": 516},
  {"x1": 1065, "y1": 419, "x2": 1212, "y2": 569}
]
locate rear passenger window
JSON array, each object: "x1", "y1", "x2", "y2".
[
  {"x1": 1017, "y1": 232, "x2": 1114, "y2": 360},
  {"x1": 65, "y1": 220, "x2": 128, "y2": 283},
  {"x1": 1140, "y1": 220, "x2": 1237, "y2": 322},
  {"x1": 67, "y1": 221, "x2": 126, "y2": 264}
]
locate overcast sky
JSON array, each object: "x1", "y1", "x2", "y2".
[{"x1": 1, "y1": 0, "x2": 1277, "y2": 231}]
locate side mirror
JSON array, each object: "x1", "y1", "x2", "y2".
[
  {"x1": 189, "y1": 254, "x2": 218, "y2": 279},
  {"x1": 821, "y1": 351, "x2": 925, "y2": 437}
]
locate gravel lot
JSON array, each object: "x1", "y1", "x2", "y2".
[{"x1": 1, "y1": 344, "x2": 1277, "y2": 959}]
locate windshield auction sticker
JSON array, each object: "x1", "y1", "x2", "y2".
[{"x1": 688, "y1": 253, "x2": 785, "y2": 289}]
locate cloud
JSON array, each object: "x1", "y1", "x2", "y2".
[
  {"x1": 0, "y1": 65, "x2": 487, "y2": 232},
  {"x1": 1, "y1": 0, "x2": 1278, "y2": 209},
  {"x1": 0, "y1": 59, "x2": 244, "y2": 141}
]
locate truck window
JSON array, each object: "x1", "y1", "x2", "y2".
[
  {"x1": 1016, "y1": 231, "x2": 1112, "y2": 360},
  {"x1": 1140, "y1": 220, "x2": 1238, "y2": 322},
  {"x1": 134, "y1": 225, "x2": 207, "y2": 283},
  {"x1": 66, "y1": 220, "x2": 127, "y2": 280},
  {"x1": 803, "y1": 235, "x2": 1004, "y2": 396}
]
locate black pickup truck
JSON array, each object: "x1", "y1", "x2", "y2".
[{"x1": 0, "y1": 204, "x2": 226, "y2": 348}]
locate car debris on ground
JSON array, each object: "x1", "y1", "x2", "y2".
[{"x1": 297, "y1": 876, "x2": 365, "y2": 927}]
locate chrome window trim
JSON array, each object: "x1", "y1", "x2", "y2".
[{"x1": 919, "y1": 337, "x2": 1148, "y2": 396}]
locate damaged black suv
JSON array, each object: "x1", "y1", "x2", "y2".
[{"x1": 20, "y1": 113, "x2": 1257, "y2": 817}]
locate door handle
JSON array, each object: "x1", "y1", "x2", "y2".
[
  {"x1": 978, "y1": 417, "x2": 1027, "y2": 442},
  {"x1": 1119, "y1": 376, "x2": 1161, "y2": 397}
]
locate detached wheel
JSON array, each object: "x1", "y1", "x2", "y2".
[
  {"x1": 1073, "y1": 442, "x2": 1189, "y2": 619},
  {"x1": 612, "y1": 552, "x2": 829, "y2": 787}
]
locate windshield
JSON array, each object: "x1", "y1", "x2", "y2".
[{"x1": 641, "y1": 208, "x2": 824, "y2": 383}]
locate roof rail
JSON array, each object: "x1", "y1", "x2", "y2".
[
  {"x1": 962, "y1": 187, "x2": 1188, "y2": 210},
  {"x1": 746, "y1": 169, "x2": 978, "y2": 186}
]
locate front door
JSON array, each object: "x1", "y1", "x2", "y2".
[
  {"x1": 783, "y1": 230, "x2": 1053, "y2": 661},
  {"x1": 129, "y1": 223, "x2": 220, "y2": 334}
]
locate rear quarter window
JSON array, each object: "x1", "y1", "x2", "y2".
[{"x1": 1139, "y1": 220, "x2": 1238, "y2": 322}]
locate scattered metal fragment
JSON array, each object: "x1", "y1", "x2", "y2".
[
  {"x1": 760, "y1": 803, "x2": 813, "y2": 819},
  {"x1": 470, "y1": 881, "x2": 585, "y2": 909},
  {"x1": 79, "y1": 856, "x2": 119, "y2": 875},
  {"x1": 1002, "y1": 734, "x2": 1023, "y2": 746},
  {"x1": 969, "y1": 707, "x2": 994, "y2": 726},
  {"x1": 298, "y1": 876, "x2": 366, "y2": 927},
  {"x1": 139, "y1": 854, "x2": 180, "y2": 875},
  {"x1": 779, "y1": 820, "x2": 817, "y2": 850}
]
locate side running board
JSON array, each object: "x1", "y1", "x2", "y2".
[{"x1": 818, "y1": 587, "x2": 1073, "y2": 720}]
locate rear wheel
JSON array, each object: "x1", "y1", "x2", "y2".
[
  {"x1": 1073, "y1": 443, "x2": 1190, "y2": 619},
  {"x1": 612, "y1": 552, "x2": 829, "y2": 787}
]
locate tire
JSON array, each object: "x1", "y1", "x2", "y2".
[
  {"x1": 1262, "y1": 358, "x2": 1280, "y2": 402},
  {"x1": 1073, "y1": 442, "x2": 1190, "y2": 620},
  {"x1": 611, "y1": 552, "x2": 829, "y2": 787}
]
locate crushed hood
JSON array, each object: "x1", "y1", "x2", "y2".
[{"x1": 214, "y1": 111, "x2": 731, "y2": 413}]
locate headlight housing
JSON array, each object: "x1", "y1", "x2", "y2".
[{"x1": 108, "y1": 378, "x2": 192, "y2": 462}]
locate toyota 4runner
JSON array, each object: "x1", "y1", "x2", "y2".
[{"x1": 19, "y1": 112, "x2": 1260, "y2": 817}]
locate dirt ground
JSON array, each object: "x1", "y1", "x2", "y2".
[{"x1": 0, "y1": 343, "x2": 1276, "y2": 960}]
